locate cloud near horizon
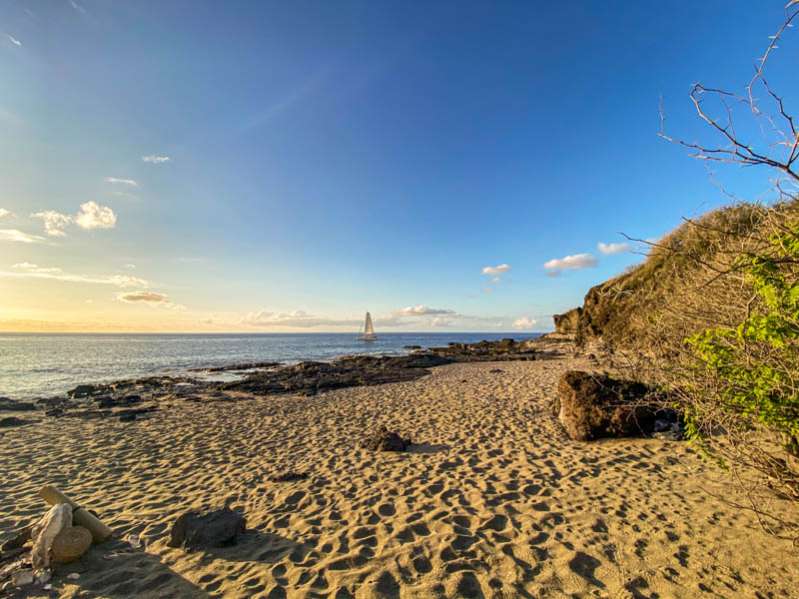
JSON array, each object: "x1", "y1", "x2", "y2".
[
  {"x1": 117, "y1": 291, "x2": 184, "y2": 310},
  {"x1": 396, "y1": 305, "x2": 456, "y2": 316},
  {"x1": 544, "y1": 253, "x2": 598, "y2": 273},
  {"x1": 597, "y1": 241, "x2": 631, "y2": 255},
  {"x1": 512, "y1": 316, "x2": 537, "y2": 330},
  {"x1": 0, "y1": 208, "x2": 13, "y2": 220}
]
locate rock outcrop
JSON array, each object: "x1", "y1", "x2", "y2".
[
  {"x1": 554, "y1": 371, "x2": 676, "y2": 441},
  {"x1": 553, "y1": 308, "x2": 582, "y2": 334}
]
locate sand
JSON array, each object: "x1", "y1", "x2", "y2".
[{"x1": 2, "y1": 351, "x2": 798, "y2": 598}]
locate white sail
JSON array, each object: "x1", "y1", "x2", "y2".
[{"x1": 361, "y1": 311, "x2": 377, "y2": 341}]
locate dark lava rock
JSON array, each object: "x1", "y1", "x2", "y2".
[
  {"x1": 67, "y1": 384, "x2": 112, "y2": 399},
  {"x1": 403, "y1": 345, "x2": 422, "y2": 350},
  {"x1": 167, "y1": 507, "x2": 246, "y2": 551},
  {"x1": 117, "y1": 407, "x2": 158, "y2": 422},
  {"x1": 363, "y1": 426, "x2": 411, "y2": 452},
  {"x1": 0, "y1": 398, "x2": 36, "y2": 411},
  {"x1": 95, "y1": 395, "x2": 141, "y2": 409},
  {"x1": 554, "y1": 371, "x2": 676, "y2": 441},
  {"x1": 489, "y1": 368, "x2": 504, "y2": 374},
  {"x1": 0, "y1": 416, "x2": 29, "y2": 428},
  {"x1": 269, "y1": 471, "x2": 309, "y2": 483}
]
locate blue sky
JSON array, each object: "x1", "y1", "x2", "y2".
[{"x1": 1, "y1": 1, "x2": 797, "y2": 332}]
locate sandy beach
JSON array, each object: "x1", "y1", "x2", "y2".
[{"x1": 3, "y1": 349, "x2": 799, "y2": 598}]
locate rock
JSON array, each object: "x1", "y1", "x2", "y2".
[
  {"x1": 67, "y1": 384, "x2": 107, "y2": 399},
  {"x1": 117, "y1": 407, "x2": 158, "y2": 422},
  {"x1": 554, "y1": 307, "x2": 582, "y2": 334},
  {"x1": 10, "y1": 569, "x2": 34, "y2": 587},
  {"x1": 167, "y1": 507, "x2": 246, "y2": 551},
  {"x1": 52, "y1": 526, "x2": 93, "y2": 564},
  {"x1": 489, "y1": 368, "x2": 504, "y2": 374},
  {"x1": 555, "y1": 371, "x2": 672, "y2": 441},
  {"x1": 403, "y1": 345, "x2": 422, "y2": 350},
  {"x1": 363, "y1": 426, "x2": 411, "y2": 452},
  {"x1": 1, "y1": 526, "x2": 31, "y2": 553},
  {"x1": 0, "y1": 398, "x2": 36, "y2": 411},
  {"x1": 269, "y1": 471, "x2": 309, "y2": 483},
  {"x1": 45, "y1": 408, "x2": 65, "y2": 418},
  {"x1": 0, "y1": 417, "x2": 28, "y2": 428}
]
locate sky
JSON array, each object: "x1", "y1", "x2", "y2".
[{"x1": 1, "y1": 1, "x2": 797, "y2": 333}]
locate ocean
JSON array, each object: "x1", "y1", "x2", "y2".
[{"x1": 0, "y1": 332, "x2": 540, "y2": 399}]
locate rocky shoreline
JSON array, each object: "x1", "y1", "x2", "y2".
[{"x1": 1, "y1": 336, "x2": 567, "y2": 426}]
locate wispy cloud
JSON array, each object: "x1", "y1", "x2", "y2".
[
  {"x1": 5, "y1": 34, "x2": 22, "y2": 47},
  {"x1": 482, "y1": 263, "x2": 511, "y2": 276},
  {"x1": 544, "y1": 253, "x2": 597, "y2": 274},
  {"x1": 395, "y1": 305, "x2": 456, "y2": 316},
  {"x1": 69, "y1": 0, "x2": 86, "y2": 14},
  {"x1": 30, "y1": 210, "x2": 72, "y2": 237},
  {"x1": 117, "y1": 291, "x2": 184, "y2": 310},
  {"x1": 597, "y1": 241, "x2": 631, "y2": 255},
  {"x1": 12, "y1": 262, "x2": 62, "y2": 274},
  {"x1": 0, "y1": 229, "x2": 46, "y2": 244},
  {"x1": 1, "y1": 263, "x2": 148, "y2": 287},
  {"x1": 0, "y1": 208, "x2": 13, "y2": 220},
  {"x1": 105, "y1": 177, "x2": 138, "y2": 187},
  {"x1": 75, "y1": 201, "x2": 116, "y2": 230},
  {"x1": 241, "y1": 310, "x2": 360, "y2": 328},
  {"x1": 142, "y1": 154, "x2": 170, "y2": 164}
]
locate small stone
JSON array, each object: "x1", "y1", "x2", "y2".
[
  {"x1": 11, "y1": 570, "x2": 34, "y2": 587},
  {"x1": 0, "y1": 416, "x2": 28, "y2": 428},
  {"x1": 363, "y1": 426, "x2": 411, "y2": 452}
]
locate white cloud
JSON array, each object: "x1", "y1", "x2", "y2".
[
  {"x1": 75, "y1": 201, "x2": 116, "y2": 230},
  {"x1": 124, "y1": 263, "x2": 136, "y2": 270},
  {"x1": 0, "y1": 265, "x2": 148, "y2": 288},
  {"x1": 482, "y1": 263, "x2": 511, "y2": 276},
  {"x1": 0, "y1": 208, "x2": 13, "y2": 220},
  {"x1": 242, "y1": 310, "x2": 360, "y2": 328},
  {"x1": 31, "y1": 210, "x2": 72, "y2": 237},
  {"x1": 0, "y1": 229, "x2": 46, "y2": 244},
  {"x1": 117, "y1": 291, "x2": 184, "y2": 310},
  {"x1": 104, "y1": 177, "x2": 138, "y2": 187},
  {"x1": 544, "y1": 253, "x2": 598, "y2": 272},
  {"x1": 396, "y1": 305, "x2": 456, "y2": 316},
  {"x1": 6, "y1": 34, "x2": 22, "y2": 47},
  {"x1": 598, "y1": 241, "x2": 631, "y2": 255},
  {"x1": 142, "y1": 155, "x2": 170, "y2": 164},
  {"x1": 12, "y1": 262, "x2": 62, "y2": 274},
  {"x1": 69, "y1": 0, "x2": 86, "y2": 14},
  {"x1": 513, "y1": 316, "x2": 537, "y2": 330}
]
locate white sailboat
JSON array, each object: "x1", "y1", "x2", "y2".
[{"x1": 360, "y1": 311, "x2": 377, "y2": 341}]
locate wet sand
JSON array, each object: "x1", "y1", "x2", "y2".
[{"x1": 2, "y1": 353, "x2": 798, "y2": 598}]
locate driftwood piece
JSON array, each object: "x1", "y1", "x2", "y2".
[{"x1": 38, "y1": 485, "x2": 113, "y2": 543}]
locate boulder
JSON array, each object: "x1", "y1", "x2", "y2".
[
  {"x1": 269, "y1": 471, "x2": 309, "y2": 483},
  {"x1": 363, "y1": 426, "x2": 411, "y2": 452},
  {"x1": 554, "y1": 371, "x2": 673, "y2": 441},
  {"x1": 167, "y1": 507, "x2": 246, "y2": 551},
  {"x1": 0, "y1": 417, "x2": 28, "y2": 428}
]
